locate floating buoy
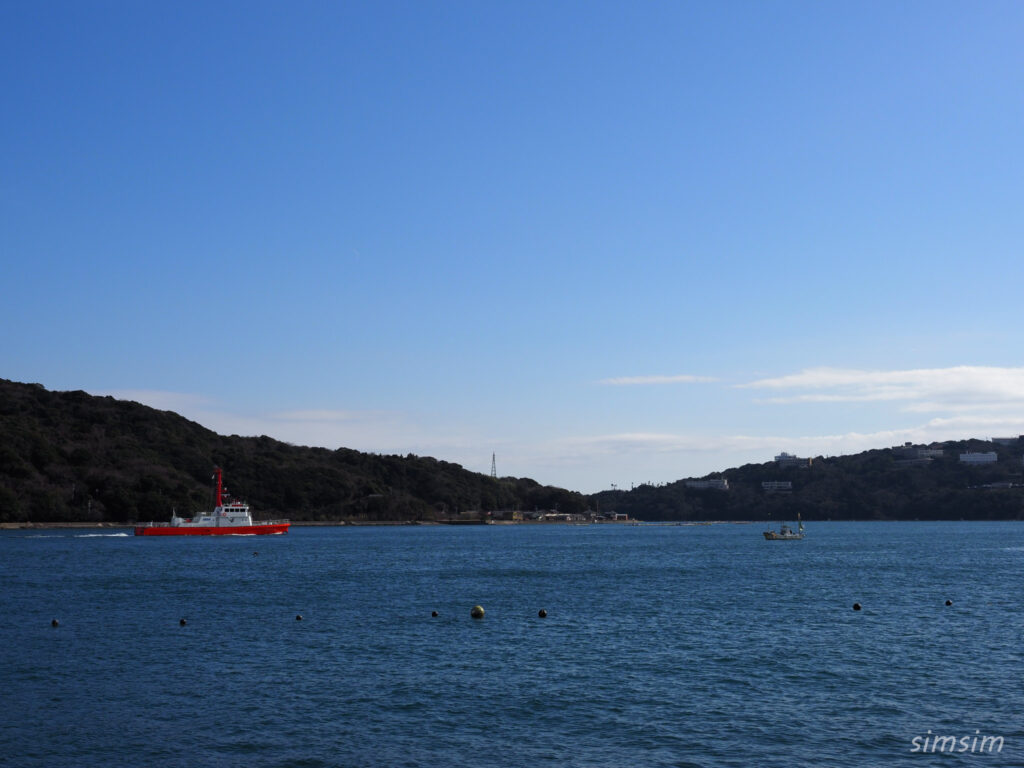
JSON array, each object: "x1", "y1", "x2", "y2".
[
  {"x1": 470, "y1": 605, "x2": 485, "y2": 619},
  {"x1": 945, "y1": 599, "x2": 953, "y2": 606},
  {"x1": 853, "y1": 603, "x2": 862, "y2": 611},
  {"x1": 51, "y1": 619, "x2": 59, "y2": 628},
  {"x1": 179, "y1": 618, "x2": 187, "y2": 626},
  {"x1": 296, "y1": 614, "x2": 303, "y2": 621},
  {"x1": 431, "y1": 611, "x2": 438, "y2": 617},
  {"x1": 538, "y1": 609, "x2": 547, "y2": 618},
  {"x1": 253, "y1": 552, "x2": 258, "y2": 556}
]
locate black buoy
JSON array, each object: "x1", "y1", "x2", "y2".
[
  {"x1": 296, "y1": 614, "x2": 303, "y2": 621},
  {"x1": 538, "y1": 609, "x2": 547, "y2": 618},
  {"x1": 253, "y1": 551, "x2": 259, "y2": 556},
  {"x1": 853, "y1": 603, "x2": 862, "y2": 611},
  {"x1": 51, "y1": 619, "x2": 59, "y2": 628},
  {"x1": 179, "y1": 618, "x2": 187, "y2": 626},
  {"x1": 431, "y1": 611, "x2": 438, "y2": 617},
  {"x1": 470, "y1": 605, "x2": 485, "y2": 619},
  {"x1": 945, "y1": 599, "x2": 953, "y2": 606}
]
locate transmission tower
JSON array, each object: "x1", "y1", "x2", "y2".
[{"x1": 490, "y1": 453, "x2": 497, "y2": 479}]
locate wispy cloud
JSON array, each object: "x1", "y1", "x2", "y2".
[
  {"x1": 547, "y1": 413, "x2": 1024, "y2": 468},
  {"x1": 552, "y1": 430, "x2": 878, "y2": 459},
  {"x1": 741, "y1": 366, "x2": 1024, "y2": 411},
  {"x1": 558, "y1": 432, "x2": 703, "y2": 453},
  {"x1": 92, "y1": 389, "x2": 497, "y2": 470},
  {"x1": 271, "y1": 409, "x2": 381, "y2": 422},
  {"x1": 94, "y1": 389, "x2": 417, "y2": 450},
  {"x1": 599, "y1": 374, "x2": 717, "y2": 386},
  {"x1": 99, "y1": 389, "x2": 213, "y2": 412}
]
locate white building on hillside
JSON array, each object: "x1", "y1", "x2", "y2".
[
  {"x1": 775, "y1": 452, "x2": 812, "y2": 467},
  {"x1": 685, "y1": 478, "x2": 729, "y2": 490},
  {"x1": 960, "y1": 452, "x2": 997, "y2": 464}
]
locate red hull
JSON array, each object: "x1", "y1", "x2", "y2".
[{"x1": 134, "y1": 523, "x2": 290, "y2": 536}]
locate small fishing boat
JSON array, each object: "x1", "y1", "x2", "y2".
[
  {"x1": 763, "y1": 514, "x2": 804, "y2": 540},
  {"x1": 134, "y1": 468, "x2": 289, "y2": 536}
]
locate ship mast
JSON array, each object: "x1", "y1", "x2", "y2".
[{"x1": 214, "y1": 467, "x2": 223, "y2": 507}]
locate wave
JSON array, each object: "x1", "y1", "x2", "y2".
[{"x1": 74, "y1": 533, "x2": 131, "y2": 538}]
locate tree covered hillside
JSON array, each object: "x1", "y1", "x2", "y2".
[
  {"x1": 593, "y1": 440, "x2": 1024, "y2": 521},
  {"x1": 0, "y1": 379, "x2": 585, "y2": 523},
  {"x1": 4, "y1": 378, "x2": 1023, "y2": 523}
]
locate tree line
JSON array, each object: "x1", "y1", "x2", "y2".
[
  {"x1": 3, "y1": 378, "x2": 1022, "y2": 523},
  {"x1": 0, "y1": 379, "x2": 585, "y2": 523}
]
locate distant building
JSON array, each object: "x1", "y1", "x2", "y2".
[
  {"x1": 761, "y1": 480, "x2": 793, "y2": 493},
  {"x1": 960, "y1": 452, "x2": 998, "y2": 464},
  {"x1": 894, "y1": 457, "x2": 932, "y2": 467},
  {"x1": 685, "y1": 478, "x2": 729, "y2": 490},
  {"x1": 991, "y1": 436, "x2": 1021, "y2": 446},
  {"x1": 893, "y1": 443, "x2": 919, "y2": 460},
  {"x1": 540, "y1": 512, "x2": 574, "y2": 522},
  {"x1": 775, "y1": 452, "x2": 812, "y2": 468},
  {"x1": 893, "y1": 443, "x2": 943, "y2": 464}
]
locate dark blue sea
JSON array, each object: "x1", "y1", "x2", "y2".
[{"x1": 2, "y1": 522, "x2": 1022, "y2": 767}]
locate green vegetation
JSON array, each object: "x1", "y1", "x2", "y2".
[
  {"x1": 593, "y1": 442, "x2": 1024, "y2": 521},
  {"x1": 0, "y1": 379, "x2": 585, "y2": 523},
  {"x1": 2, "y1": 378, "x2": 1023, "y2": 522}
]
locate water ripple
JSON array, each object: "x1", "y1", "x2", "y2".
[{"x1": 1, "y1": 522, "x2": 1022, "y2": 766}]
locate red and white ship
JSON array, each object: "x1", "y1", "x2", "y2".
[{"x1": 134, "y1": 468, "x2": 290, "y2": 536}]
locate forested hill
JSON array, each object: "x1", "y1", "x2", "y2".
[
  {"x1": 0, "y1": 379, "x2": 586, "y2": 523},
  {"x1": 4, "y1": 378, "x2": 1024, "y2": 523},
  {"x1": 592, "y1": 439, "x2": 1024, "y2": 521}
]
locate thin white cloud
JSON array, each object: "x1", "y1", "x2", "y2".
[
  {"x1": 546, "y1": 410, "x2": 1024, "y2": 467},
  {"x1": 94, "y1": 389, "x2": 418, "y2": 449},
  {"x1": 558, "y1": 432, "x2": 697, "y2": 453},
  {"x1": 91, "y1": 389, "x2": 503, "y2": 474},
  {"x1": 97, "y1": 389, "x2": 214, "y2": 412},
  {"x1": 599, "y1": 374, "x2": 718, "y2": 386},
  {"x1": 741, "y1": 366, "x2": 1024, "y2": 411},
  {"x1": 554, "y1": 432, "x2": 796, "y2": 458},
  {"x1": 271, "y1": 409, "x2": 380, "y2": 422}
]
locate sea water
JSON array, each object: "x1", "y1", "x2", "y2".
[{"x1": 1, "y1": 522, "x2": 1022, "y2": 767}]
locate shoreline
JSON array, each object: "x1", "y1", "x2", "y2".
[
  {"x1": 0, "y1": 519, "x2": 767, "y2": 530},
  {"x1": 1, "y1": 519, "x2": 1010, "y2": 530}
]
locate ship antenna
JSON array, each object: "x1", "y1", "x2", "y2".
[{"x1": 214, "y1": 467, "x2": 223, "y2": 507}]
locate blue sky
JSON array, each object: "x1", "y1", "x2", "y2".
[{"x1": 4, "y1": 1, "x2": 1024, "y2": 492}]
